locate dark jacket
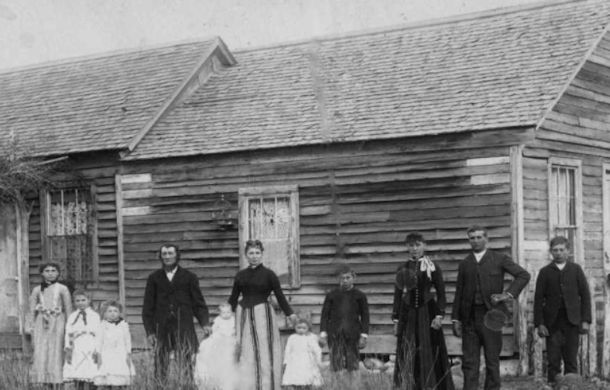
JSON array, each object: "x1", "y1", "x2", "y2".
[
  {"x1": 452, "y1": 250, "x2": 530, "y2": 322},
  {"x1": 320, "y1": 288, "x2": 369, "y2": 339},
  {"x1": 533, "y1": 261, "x2": 591, "y2": 327},
  {"x1": 142, "y1": 266, "x2": 209, "y2": 349},
  {"x1": 392, "y1": 260, "x2": 447, "y2": 322}
]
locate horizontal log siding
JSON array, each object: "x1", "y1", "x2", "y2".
[
  {"x1": 525, "y1": 31, "x2": 610, "y2": 376},
  {"x1": 27, "y1": 154, "x2": 121, "y2": 309},
  {"x1": 120, "y1": 131, "x2": 525, "y2": 353},
  {"x1": 523, "y1": 147, "x2": 606, "y2": 375}
]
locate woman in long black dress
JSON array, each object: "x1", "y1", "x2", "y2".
[
  {"x1": 392, "y1": 232, "x2": 454, "y2": 390},
  {"x1": 228, "y1": 239, "x2": 297, "y2": 390}
]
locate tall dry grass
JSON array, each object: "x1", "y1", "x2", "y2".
[
  {"x1": 0, "y1": 349, "x2": 30, "y2": 390},
  {"x1": 321, "y1": 368, "x2": 393, "y2": 390},
  {"x1": 131, "y1": 342, "x2": 198, "y2": 389},
  {"x1": 0, "y1": 335, "x2": 425, "y2": 390},
  {"x1": 0, "y1": 347, "x2": 395, "y2": 390},
  {"x1": 4, "y1": 335, "x2": 610, "y2": 390}
]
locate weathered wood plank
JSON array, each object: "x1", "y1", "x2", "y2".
[
  {"x1": 536, "y1": 128, "x2": 610, "y2": 151},
  {"x1": 115, "y1": 174, "x2": 126, "y2": 309},
  {"x1": 121, "y1": 173, "x2": 152, "y2": 185},
  {"x1": 531, "y1": 54, "x2": 610, "y2": 373},
  {"x1": 28, "y1": 139, "x2": 520, "y2": 356}
]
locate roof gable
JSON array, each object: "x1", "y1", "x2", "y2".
[
  {"x1": 536, "y1": 27, "x2": 610, "y2": 148},
  {"x1": 0, "y1": 38, "x2": 233, "y2": 157},
  {"x1": 125, "y1": 0, "x2": 610, "y2": 160}
]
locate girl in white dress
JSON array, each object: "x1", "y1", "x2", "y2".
[
  {"x1": 195, "y1": 303, "x2": 237, "y2": 390},
  {"x1": 94, "y1": 301, "x2": 135, "y2": 389},
  {"x1": 282, "y1": 318, "x2": 323, "y2": 389},
  {"x1": 63, "y1": 290, "x2": 101, "y2": 389}
]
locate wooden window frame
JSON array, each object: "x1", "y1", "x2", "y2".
[
  {"x1": 40, "y1": 184, "x2": 99, "y2": 287},
  {"x1": 547, "y1": 157, "x2": 583, "y2": 264},
  {"x1": 238, "y1": 185, "x2": 300, "y2": 289}
]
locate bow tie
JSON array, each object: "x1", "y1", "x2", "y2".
[
  {"x1": 72, "y1": 309, "x2": 87, "y2": 325},
  {"x1": 41, "y1": 281, "x2": 57, "y2": 292}
]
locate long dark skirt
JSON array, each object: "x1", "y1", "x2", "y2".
[{"x1": 394, "y1": 300, "x2": 454, "y2": 390}]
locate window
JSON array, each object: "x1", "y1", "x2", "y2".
[
  {"x1": 238, "y1": 185, "x2": 300, "y2": 288},
  {"x1": 42, "y1": 187, "x2": 97, "y2": 286},
  {"x1": 548, "y1": 158, "x2": 583, "y2": 262}
]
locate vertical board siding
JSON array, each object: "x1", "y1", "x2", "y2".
[{"x1": 120, "y1": 136, "x2": 516, "y2": 353}]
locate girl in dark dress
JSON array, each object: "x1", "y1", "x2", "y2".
[
  {"x1": 228, "y1": 240, "x2": 297, "y2": 390},
  {"x1": 392, "y1": 232, "x2": 454, "y2": 390}
]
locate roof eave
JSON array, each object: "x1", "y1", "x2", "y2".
[{"x1": 120, "y1": 124, "x2": 537, "y2": 162}]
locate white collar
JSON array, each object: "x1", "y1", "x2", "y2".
[
  {"x1": 554, "y1": 262, "x2": 567, "y2": 270},
  {"x1": 166, "y1": 266, "x2": 178, "y2": 281},
  {"x1": 474, "y1": 250, "x2": 487, "y2": 262}
]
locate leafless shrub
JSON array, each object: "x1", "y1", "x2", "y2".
[{"x1": 0, "y1": 134, "x2": 57, "y2": 206}]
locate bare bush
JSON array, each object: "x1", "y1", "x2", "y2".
[{"x1": 0, "y1": 134, "x2": 56, "y2": 206}]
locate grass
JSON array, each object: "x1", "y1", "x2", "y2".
[
  {"x1": 3, "y1": 348, "x2": 610, "y2": 390},
  {"x1": 0, "y1": 350, "x2": 29, "y2": 390},
  {"x1": 130, "y1": 349, "x2": 396, "y2": 390},
  {"x1": 0, "y1": 348, "x2": 395, "y2": 390}
]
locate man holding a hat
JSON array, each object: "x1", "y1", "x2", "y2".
[{"x1": 452, "y1": 226, "x2": 530, "y2": 390}]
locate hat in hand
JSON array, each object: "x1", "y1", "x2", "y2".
[{"x1": 483, "y1": 308, "x2": 507, "y2": 332}]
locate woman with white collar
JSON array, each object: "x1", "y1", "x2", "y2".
[{"x1": 392, "y1": 232, "x2": 454, "y2": 390}]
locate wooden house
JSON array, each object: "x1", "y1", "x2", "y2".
[{"x1": 2, "y1": 0, "x2": 610, "y2": 378}]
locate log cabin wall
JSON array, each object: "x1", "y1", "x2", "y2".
[
  {"x1": 119, "y1": 128, "x2": 533, "y2": 353},
  {"x1": 522, "y1": 30, "x2": 610, "y2": 378},
  {"x1": 27, "y1": 152, "x2": 122, "y2": 310}
]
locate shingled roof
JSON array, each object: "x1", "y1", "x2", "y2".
[
  {"x1": 0, "y1": 38, "x2": 227, "y2": 157},
  {"x1": 124, "y1": 0, "x2": 610, "y2": 160},
  {"x1": 2, "y1": 1, "x2": 609, "y2": 160}
]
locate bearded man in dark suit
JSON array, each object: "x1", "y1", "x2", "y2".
[
  {"x1": 452, "y1": 226, "x2": 530, "y2": 390},
  {"x1": 142, "y1": 244, "x2": 210, "y2": 384}
]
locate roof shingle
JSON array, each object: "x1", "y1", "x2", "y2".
[
  {"x1": 126, "y1": 0, "x2": 610, "y2": 160},
  {"x1": 0, "y1": 39, "x2": 219, "y2": 157}
]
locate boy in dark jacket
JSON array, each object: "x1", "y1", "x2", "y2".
[
  {"x1": 534, "y1": 236, "x2": 591, "y2": 385},
  {"x1": 319, "y1": 266, "x2": 370, "y2": 372}
]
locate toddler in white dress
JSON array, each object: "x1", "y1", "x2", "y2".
[
  {"x1": 282, "y1": 318, "x2": 323, "y2": 389},
  {"x1": 63, "y1": 290, "x2": 101, "y2": 389},
  {"x1": 195, "y1": 303, "x2": 237, "y2": 390},
  {"x1": 94, "y1": 301, "x2": 135, "y2": 388}
]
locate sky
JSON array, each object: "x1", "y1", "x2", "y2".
[{"x1": 0, "y1": 0, "x2": 544, "y2": 71}]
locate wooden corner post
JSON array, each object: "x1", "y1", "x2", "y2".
[
  {"x1": 114, "y1": 174, "x2": 126, "y2": 310},
  {"x1": 510, "y1": 145, "x2": 529, "y2": 375}
]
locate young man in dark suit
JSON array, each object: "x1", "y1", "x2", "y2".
[
  {"x1": 452, "y1": 226, "x2": 530, "y2": 390},
  {"x1": 534, "y1": 236, "x2": 591, "y2": 386},
  {"x1": 319, "y1": 266, "x2": 370, "y2": 372},
  {"x1": 142, "y1": 244, "x2": 210, "y2": 384}
]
